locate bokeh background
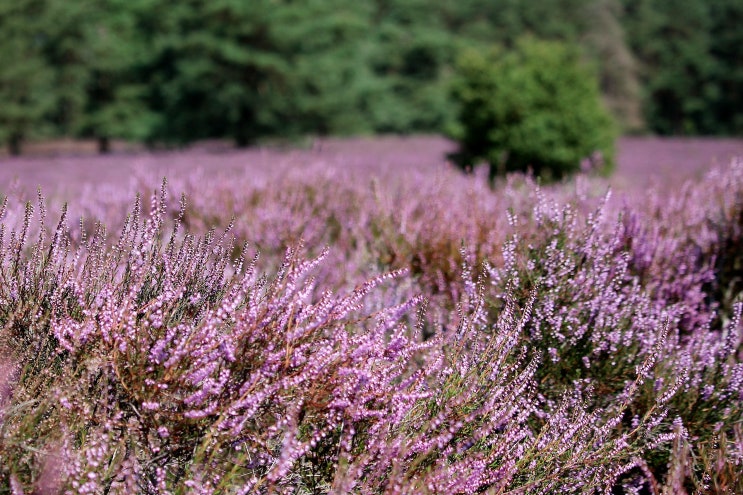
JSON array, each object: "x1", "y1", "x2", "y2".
[{"x1": 0, "y1": 0, "x2": 741, "y2": 157}]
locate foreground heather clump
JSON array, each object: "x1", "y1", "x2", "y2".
[{"x1": 0, "y1": 159, "x2": 741, "y2": 494}]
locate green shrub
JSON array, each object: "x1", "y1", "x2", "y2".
[{"x1": 450, "y1": 38, "x2": 618, "y2": 181}]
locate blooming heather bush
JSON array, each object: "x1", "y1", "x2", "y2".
[
  {"x1": 484, "y1": 185, "x2": 743, "y2": 491},
  {"x1": 0, "y1": 184, "x2": 663, "y2": 494},
  {"x1": 0, "y1": 157, "x2": 741, "y2": 493}
]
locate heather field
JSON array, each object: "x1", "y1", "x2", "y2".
[{"x1": 0, "y1": 137, "x2": 742, "y2": 494}]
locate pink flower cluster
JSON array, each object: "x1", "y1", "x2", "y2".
[{"x1": 0, "y1": 156, "x2": 740, "y2": 493}]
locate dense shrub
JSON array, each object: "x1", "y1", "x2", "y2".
[
  {"x1": 450, "y1": 38, "x2": 618, "y2": 181},
  {"x1": 0, "y1": 187, "x2": 660, "y2": 494},
  {"x1": 0, "y1": 157, "x2": 741, "y2": 493}
]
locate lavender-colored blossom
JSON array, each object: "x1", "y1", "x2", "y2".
[{"x1": 0, "y1": 148, "x2": 740, "y2": 493}]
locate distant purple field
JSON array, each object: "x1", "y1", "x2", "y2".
[
  {"x1": 1, "y1": 136, "x2": 741, "y2": 198},
  {"x1": 0, "y1": 135, "x2": 741, "y2": 493}
]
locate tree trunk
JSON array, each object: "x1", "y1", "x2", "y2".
[
  {"x1": 98, "y1": 136, "x2": 111, "y2": 154},
  {"x1": 7, "y1": 134, "x2": 22, "y2": 156},
  {"x1": 234, "y1": 106, "x2": 256, "y2": 148}
]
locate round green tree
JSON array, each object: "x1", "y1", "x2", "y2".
[{"x1": 450, "y1": 38, "x2": 617, "y2": 181}]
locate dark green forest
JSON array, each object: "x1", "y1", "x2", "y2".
[{"x1": 0, "y1": 0, "x2": 741, "y2": 154}]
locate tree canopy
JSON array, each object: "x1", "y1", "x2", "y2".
[
  {"x1": 451, "y1": 38, "x2": 617, "y2": 181},
  {"x1": 0, "y1": 0, "x2": 740, "y2": 154}
]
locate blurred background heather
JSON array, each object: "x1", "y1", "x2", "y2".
[{"x1": 0, "y1": 0, "x2": 740, "y2": 157}]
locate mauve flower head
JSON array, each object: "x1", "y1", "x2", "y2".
[{"x1": 0, "y1": 154, "x2": 741, "y2": 493}]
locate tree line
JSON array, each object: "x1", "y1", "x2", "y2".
[{"x1": 0, "y1": 0, "x2": 740, "y2": 155}]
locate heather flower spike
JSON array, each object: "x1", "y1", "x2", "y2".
[{"x1": 0, "y1": 158, "x2": 741, "y2": 493}]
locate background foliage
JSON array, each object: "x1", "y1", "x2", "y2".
[
  {"x1": 0, "y1": 0, "x2": 741, "y2": 154},
  {"x1": 450, "y1": 38, "x2": 617, "y2": 180}
]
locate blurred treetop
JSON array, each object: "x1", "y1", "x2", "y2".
[{"x1": 0, "y1": 0, "x2": 740, "y2": 154}]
